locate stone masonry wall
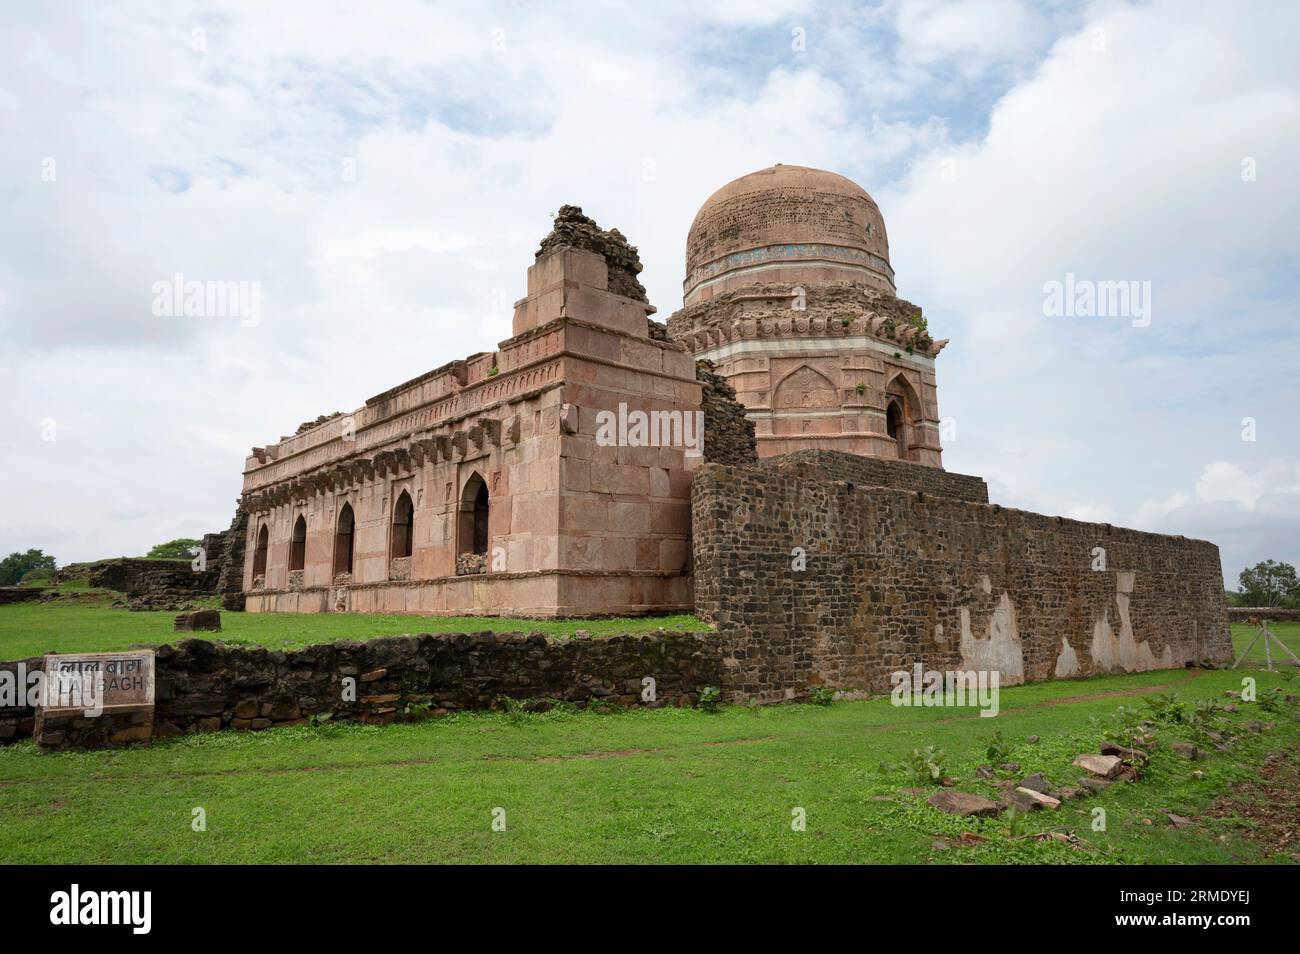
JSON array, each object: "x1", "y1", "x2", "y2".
[
  {"x1": 697, "y1": 359, "x2": 758, "y2": 466},
  {"x1": 1227, "y1": 607, "x2": 1300, "y2": 623},
  {"x1": 759, "y1": 449, "x2": 988, "y2": 503},
  {"x1": 86, "y1": 559, "x2": 219, "y2": 610},
  {"x1": 214, "y1": 502, "x2": 249, "y2": 611},
  {"x1": 693, "y1": 463, "x2": 1231, "y2": 702},
  {"x1": 0, "y1": 630, "x2": 722, "y2": 744}
]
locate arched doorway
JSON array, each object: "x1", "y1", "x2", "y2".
[
  {"x1": 391, "y1": 491, "x2": 414, "y2": 560},
  {"x1": 458, "y1": 472, "x2": 490, "y2": 559},
  {"x1": 886, "y1": 400, "x2": 905, "y2": 458},
  {"x1": 252, "y1": 523, "x2": 269, "y2": 582},
  {"x1": 289, "y1": 514, "x2": 307, "y2": 571},
  {"x1": 334, "y1": 502, "x2": 355, "y2": 577}
]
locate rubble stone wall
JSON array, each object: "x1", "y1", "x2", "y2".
[
  {"x1": 85, "y1": 559, "x2": 219, "y2": 610},
  {"x1": 0, "y1": 630, "x2": 721, "y2": 744},
  {"x1": 692, "y1": 462, "x2": 1231, "y2": 702}
]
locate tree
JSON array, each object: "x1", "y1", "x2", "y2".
[
  {"x1": 0, "y1": 549, "x2": 57, "y2": 586},
  {"x1": 146, "y1": 538, "x2": 202, "y2": 560},
  {"x1": 1238, "y1": 560, "x2": 1300, "y2": 608}
]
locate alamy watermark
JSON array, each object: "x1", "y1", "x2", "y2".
[
  {"x1": 1043, "y1": 272, "x2": 1151, "y2": 328},
  {"x1": 0, "y1": 663, "x2": 104, "y2": 716},
  {"x1": 152, "y1": 272, "x2": 261, "y2": 327},
  {"x1": 595, "y1": 403, "x2": 704, "y2": 458},
  {"x1": 890, "y1": 663, "x2": 1000, "y2": 717}
]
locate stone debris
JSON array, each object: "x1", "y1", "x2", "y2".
[
  {"x1": 1015, "y1": 787, "x2": 1061, "y2": 810},
  {"x1": 1100, "y1": 742, "x2": 1149, "y2": 762},
  {"x1": 1073, "y1": 754, "x2": 1124, "y2": 779},
  {"x1": 174, "y1": 610, "x2": 221, "y2": 632},
  {"x1": 1019, "y1": 772, "x2": 1052, "y2": 794},
  {"x1": 926, "y1": 790, "x2": 1000, "y2": 817},
  {"x1": 1170, "y1": 741, "x2": 1204, "y2": 760}
]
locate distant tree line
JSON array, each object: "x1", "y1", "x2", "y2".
[
  {"x1": 1228, "y1": 559, "x2": 1300, "y2": 608},
  {"x1": 0, "y1": 549, "x2": 56, "y2": 586}
]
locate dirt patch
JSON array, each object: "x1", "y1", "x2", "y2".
[{"x1": 1204, "y1": 743, "x2": 1300, "y2": 862}]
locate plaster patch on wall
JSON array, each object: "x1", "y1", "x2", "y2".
[
  {"x1": 979, "y1": 574, "x2": 991, "y2": 595},
  {"x1": 1054, "y1": 636, "x2": 1080, "y2": 677},
  {"x1": 959, "y1": 592, "x2": 1025, "y2": 685},
  {"x1": 1089, "y1": 572, "x2": 1160, "y2": 672}
]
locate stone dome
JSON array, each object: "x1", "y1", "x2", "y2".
[{"x1": 683, "y1": 164, "x2": 894, "y2": 304}]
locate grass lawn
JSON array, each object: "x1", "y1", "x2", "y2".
[
  {"x1": 0, "y1": 597, "x2": 709, "y2": 659},
  {"x1": 2, "y1": 601, "x2": 1296, "y2": 864},
  {"x1": 1231, "y1": 620, "x2": 1300, "y2": 666},
  {"x1": 1, "y1": 662, "x2": 1296, "y2": 864}
]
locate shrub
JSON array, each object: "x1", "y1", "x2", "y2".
[
  {"x1": 806, "y1": 685, "x2": 836, "y2": 706},
  {"x1": 697, "y1": 686, "x2": 723, "y2": 712},
  {"x1": 984, "y1": 730, "x2": 1012, "y2": 763},
  {"x1": 905, "y1": 745, "x2": 948, "y2": 785}
]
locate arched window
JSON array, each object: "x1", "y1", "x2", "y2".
[
  {"x1": 252, "y1": 523, "x2": 269, "y2": 580},
  {"x1": 334, "y1": 502, "x2": 355, "y2": 576},
  {"x1": 289, "y1": 514, "x2": 307, "y2": 571},
  {"x1": 886, "y1": 400, "x2": 905, "y2": 457},
  {"x1": 458, "y1": 472, "x2": 490, "y2": 557},
  {"x1": 391, "y1": 491, "x2": 414, "y2": 559}
]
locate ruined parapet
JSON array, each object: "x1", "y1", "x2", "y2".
[
  {"x1": 759, "y1": 449, "x2": 987, "y2": 503},
  {"x1": 296, "y1": 411, "x2": 345, "y2": 436},
  {"x1": 536, "y1": 204, "x2": 647, "y2": 303}
]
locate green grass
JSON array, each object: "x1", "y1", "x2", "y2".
[
  {"x1": 2, "y1": 602, "x2": 1295, "y2": 864},
  {"x1": 1232, "y1": 621, "x2": 1300, "y2": 666},
  {"x1": 1, "y1": 664, "x2": 1295, "y2": 864},
  {"x1": 0, "y1": 598, "x2": 709, "y2": 658}
]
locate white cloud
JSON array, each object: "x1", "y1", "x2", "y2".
[
  {"x1": 881, "y1": 0, "x2": 1300, "y2": 583},
  {"x1": 0, "y1": 0, "x2": 1296, "y2": 594}
]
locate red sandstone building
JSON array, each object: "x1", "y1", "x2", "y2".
[{"x1": 239, "y1": 165, "x2": 956, "y2": 616}]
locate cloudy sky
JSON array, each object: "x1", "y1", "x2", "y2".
[{"x1": 1, "y1": 0, "x2": 1296, "y2": 587}]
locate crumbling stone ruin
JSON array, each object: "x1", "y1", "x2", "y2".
[
  {"x1": 212, "y1": 503, "x2": 249, "y2": 610},
  {"x1": 210, "y1": 163, "x2": 1229, "y2": 699},
  {"x1": 696, "y1": 360, "x2": 758, "y2": 466},
  {"x1": 67, "y1": 558, "x2": 219, "y2": 611},
  {"x1": 537, "y1": 204, "x2": 647, "y2": 302}
]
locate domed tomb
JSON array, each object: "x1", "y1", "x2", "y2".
[{"x1": 670, "y1": 164, "x2": 948, "y2": 467}]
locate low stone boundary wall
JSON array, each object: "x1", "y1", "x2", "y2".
[
  {"x1": 0, "y1": 587, "x2": 47, "y2": 606},
  {"x1": 0, "y1": 629, "x2": 721, "y2": 745},
  {"x1": 1228, "y1": 607, "x2": 1300, "y2": 623}
]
